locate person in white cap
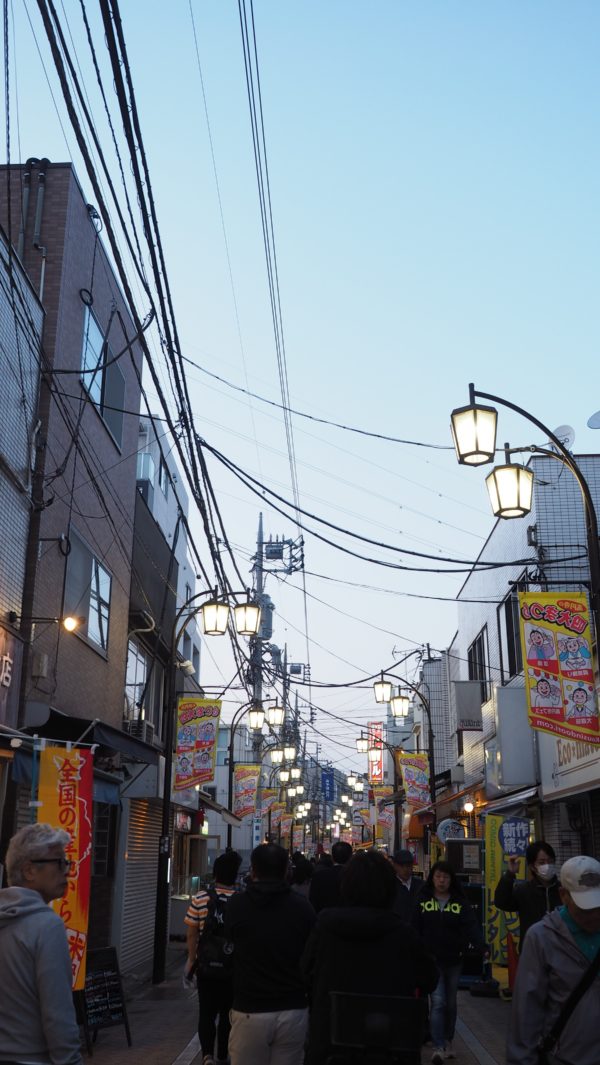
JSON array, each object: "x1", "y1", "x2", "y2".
[{"x1": 507, "y1": 855, "x2": 600, "y2": 1065}]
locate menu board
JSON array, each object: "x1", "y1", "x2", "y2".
[{"x1": 75, "y1": 947, "x2": 131, "y2": 1052}]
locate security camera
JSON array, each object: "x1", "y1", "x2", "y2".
[{"x1": 177, "y1": 659, "x2": 195, "y2": 677}]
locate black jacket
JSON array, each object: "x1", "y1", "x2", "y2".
[
  {"x1": 392, "y1": 875, "x2": 424, "y2": 923},
  {"x1": 412, "y1": 889, "x2": 481, "y2": 966},
  {"x1": 308, "y1": 863, "x2": 347, "y2": 913},
  {"x1": 224, "y1": 879, "x2": 315, "y2": 1012},
  {"x1": 494, "y1": 871, "x2": 561, "y2": 948},
  {"x1": 301, "y1": 905, "x2": 438, "y2": 1065}
]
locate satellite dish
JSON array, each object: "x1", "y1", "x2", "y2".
[
  {"x1": 551, "y1": 424, "x2": 576, "y2": 451},
  {"x1": 587, "y1": 410, "x2": 600, "y2": 429}
]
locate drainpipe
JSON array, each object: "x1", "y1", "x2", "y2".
[
  {"x1": 17, "y1": 157, "x2": 38, "y2": 260},
  {"x1": 32, "y1": 158, "x2": 49, "y2": 301}
]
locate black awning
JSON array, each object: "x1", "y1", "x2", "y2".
[{"x1": 29, "y1": 708, "x2": 160, "y2": 766}]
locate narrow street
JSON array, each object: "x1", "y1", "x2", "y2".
[{"x1": 88, "y1": 946, "x2": 510, "y2": 1065}]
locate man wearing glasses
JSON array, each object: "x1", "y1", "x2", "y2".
[{"x1": 0, "y1": 822, "x2": 82, "y2": 1065}]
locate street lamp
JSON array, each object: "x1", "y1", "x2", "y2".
[
  {"x1": 266, "y1": 702, "x2": 285, "y2": 727},
  {"x1": 287, "y1": 786, "x2": 297, "y2": 798},
  {"x1": 290, "y1": 767, "x2": 302, "y2": 780},
  {"x1": 248, "y1": 705, "x2": 265, "y2": 731},
  {"x1": 374, "y1": 670, "x2": 436, "y2": 808},
  {"x1": 233, "y1": 592, "x2": 261, "y2": 637},
  {"x1": 347, "y1": 775, "x2": 357, "y2": 788},
  {"x1": 279, "y1": 769, "x2": 290, "y2": 784},
  {"x1": 271, "y1": 748, "x2": 284, "y2": 764},
  {"x1": 374, "y1": 671, "x2": 392, "y2": 703},
  {"x1": 450, "y1": 383, "x2": 600, "y2": 641},
  {"x1": 295, "y1": 783, "x2": 304, "y2": 795},
  {"x1": 284, "y1": 745, "x2": 296, "y2": 760},
  {"x1": 485, "y1": 445, "x2": 534, "y2": 519},
  {"x1": 390, "y1": 690, "x2": 410, "y2": 718},
  {"x1": 356, "y1": 735, "x2": 369, "y2": 754}
]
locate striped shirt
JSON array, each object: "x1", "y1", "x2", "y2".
[{"x1": 184, "y1": 884, "x2": 236, "y2": 936}]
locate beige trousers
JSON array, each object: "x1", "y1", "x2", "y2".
[{"x1": 228, "y1": 1006, "x2": 308, "y2": 1065}]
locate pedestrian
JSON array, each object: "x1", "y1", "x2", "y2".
[
  {"x1": 494, "y1": 840, "x2": 560, "y2": 949},
  {"x1": 290, "y1": 853, "x2": 312, "y2": 898},
  {"x1": 391, "y1": 848, "x2": 424, "y2": 922},
  {"x1": 507, "y1": 855, "x2": 600, "y2": 1065},
  {"x1": 308, "y1": 840, "x2": 352, "y2": 912},
  {"x1": 184, "y1": 850, "x2": 242, "y2": 1065},
  {"x1": 224, "y1": 842, "x2": 315, "y2": 1065},
  {"x1": 0, "y1": 822, "x2": 83, "y2": 1065},
  {"x1": 413, "y1": 860, "x2": 483, "y2": 1064},
  {"x1": 302, "y1": 849, "x2": 438, "y2": 1065}
]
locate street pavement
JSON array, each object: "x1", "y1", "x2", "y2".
[{"x1": 87, "y1": 945, "x2": 511, "y2": 1065}]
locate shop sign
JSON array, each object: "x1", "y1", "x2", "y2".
[
  {"x1": 436, "y1": 818, "x2": 465, "y2": 844},
  {"x1": 367, "y1": 722, "x2": 383, "y2": 784},
  {"x1": 0, "y1": 626, "x2": 22, "y2": 729}
]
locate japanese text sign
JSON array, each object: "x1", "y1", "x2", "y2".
[
  {"x1": 175, "y1": 698, "x2": 221, "y2": 790},
  {"x1": 518, "y1": 591, "x2": 599, "y2": 744},
  {"x1": 367, "y1": 722, "x2": 384, "y2": 784},
  {"x1": 38, "y1": 745, "x2": 93, "y2": 990}
]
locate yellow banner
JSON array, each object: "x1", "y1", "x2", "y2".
[
  {"x1": 518, "y1": 591, "x2": 599, "y2": 744},
  {"x1": 484, "y1": 814, "x2": 524, "y2": 962},
  {"x1": 175, "y1": 697, "x2": 221, "y2": 790},
  {"x1": 233, "y1": 764, "x2": 261, "y2": 819},
  {"x1": 37, "y1": 746, "x2": 93, "y2": 990},
  {"x1": 373, "y1": 785, "x2": 394, "y2": 829},
  {"x1": 260, "y1": 789, "x2": 279, "y2": 817},
  {"x1": 395, "y1": 751, "x2": 431, "y2": 808}
]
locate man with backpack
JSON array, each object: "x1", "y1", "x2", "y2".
[{"x1": 184, "y1": 850, "x2": 242, "y2": 1065}]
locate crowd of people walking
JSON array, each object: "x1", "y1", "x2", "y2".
[{"x1": 1, "y1": 824, "x2": 600, "y2": 1065}]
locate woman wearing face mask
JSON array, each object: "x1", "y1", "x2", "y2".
[{"x1": 494, "y1": 840, "x2": 561, "y2": 950}]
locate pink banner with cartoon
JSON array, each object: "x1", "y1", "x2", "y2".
[
  {"x1": 270, "y1": 801, "x2": 286, "y2": 829},
  {"x1": 518, "y1": 591, "x2": 599, "y2": 744},
  {"x1": 260, "y1": 789, "x2": 279, "y2": 817},
  {"x1": 233, "y1": 764, "x2": 261, "y2": 819},
  {"x1": 175, "y1": 698, "x2": 221, "y2": 790},
  {"x1": 280, "y1": 813, "x2": 293, "y2": 841},
  {"x1": 373, "y1": 785, "x2": 394, "y2": 829},
  {"x1": 292, "y1": 825, "x2": 304, "y2": 851},
  {"x1": 395, "y1": 752, "x2": 431, "y2": 808}
]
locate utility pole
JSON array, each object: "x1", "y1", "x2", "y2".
[{"x1": 250, "y1": 514, "x2": 264, "y2": 712}]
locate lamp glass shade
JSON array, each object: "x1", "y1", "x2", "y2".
[
  {"x1": 201, "y1": 598, "x2": 230, "y2": 635},
  {"x1": 354, "y1": 782, "x2": 364, "y2": 793},
  {"x1": 304, "y1": 802, "x2": 311, "y2": 809},
  {"x1": 295, "y1": 784, "x2": 304, "y2": 794},
  {"x1": 356, "y1": 737, "x2": 369, "y2": 754},
  {"x1": 284, "y1": 745, "x2": 296, "y2": 760},
  {"x1": 290, "y1": 767, "x2": 301, "y2": 780},
  {"x1": 390, "y1": 692, "x2": 410, "y2": 718},
  {"x1": 464, "y1": 800, "x2": 475, "y2": 813},
  {"x1": 335, "y1": 808, "x2": 342, "y2": 816},
  {"x1": 233, "y1": 600, "x2": 261, "y2": 636},
  {"x1": 266, "y1": 703, "x2": 285, "y2": 727},
  {"x1": 279, "y1": 769, "x2": 290, "y2": 783},
  {"x1": 367, "y1": 745, "x2": 381, "y2": 761},
  {"x1": 271, "y1": 748, "x2": 284, "y2": 764},
  {"x1": 248, "y1": 707, "x2": 265, "y2": 730},
  {"x1": 347, "y1": 775, "x2": 357, "y2": 787},
  {"x1": 486, "y1": 463, "x2": 534, "y2": 519},
  {"x1": 450, "y1": 403, "x2": 497, "y2": 466},
  {"x1": 374, "y1": 675, "x2": 392, "y2": 703},
  {"x1": 62, "y1": 614, "x2": 82, "y2": 632},
  {"x1": 341, "y1": 794, "x2": 349, "y2": 804},
  {"x1": 287, "y1": 786, "x2": 296, "y2": 797}
]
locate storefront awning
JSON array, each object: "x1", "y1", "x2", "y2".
[
  {"x1": 196, "y1": 789, "x2": 242, "y2": 827},
  {"x1": 482, "y1": 786, "x2": 540, "y2": 814},
  {"x1": 30, "y1": 708, "x2": 160, "y2": 766}
]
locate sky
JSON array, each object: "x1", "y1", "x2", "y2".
[{"x1": 5, "y1": 1, "x2": 600, "y2": 776}]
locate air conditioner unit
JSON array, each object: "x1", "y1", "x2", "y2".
[{"x1": 123, "y1": 719, "x2": 155, "y2": 745}]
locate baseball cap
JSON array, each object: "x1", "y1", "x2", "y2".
[
  {"x1": 560, "y1": 856, "x2": 600, "y2": 909},
  {"x1": 392, "y1": 849, "x2": 414, "y2": 865}
]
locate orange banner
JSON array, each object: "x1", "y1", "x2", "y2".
[
  {"x1": 37, "y1": 745, "x2": 93, "y2": 990},
  {"x1": 519, "y1": 591, "x2": 599, "y2": 744},
  {"x1": 175, "y1": 697, "x2": 221, "y2": 790}
]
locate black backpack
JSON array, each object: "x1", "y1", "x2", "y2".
[{"x1": 195, "y1": 887, "x2": 234, "y2": 981}]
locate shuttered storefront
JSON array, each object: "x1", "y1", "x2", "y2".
[{"x1": 119, "y1": 799, "x2": 165, "y2": 974}]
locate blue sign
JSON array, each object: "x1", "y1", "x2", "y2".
[
  {"x1": 498, "y1": 817, "x2": 530, "y2": 856},
  {"x1": 321, "y1": 768, "x2": 334, "y2": 802}
]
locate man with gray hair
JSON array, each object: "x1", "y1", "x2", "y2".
[{"x1": 0, "y1": 822, "x2": 82, "y2": 1065}]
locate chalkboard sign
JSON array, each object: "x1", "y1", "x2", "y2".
[{"x1": 75, "y1": 947, "x2": 131, "y2": 1054}]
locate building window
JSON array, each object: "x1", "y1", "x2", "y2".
[
  {"x1": 498, "y1": 590, "x2": 523, "y2": 682},
  {"x1": 92, "y1": 802, "x2": 117, "y2": 877},
  {"x1": 124, "y1": 639, "x2": 164, "y2": 735},
  {"x1": 158, "y1": 458, "x2": 169, "y2": 497},
  {"x1": 80, "y1": 307, "x2": 125, "y2": 447},
  {"x1": 64, "y1": 531, "x2": 112, "y2": 653},
  {"x1": 468, "y1": 627, "x2": 490, "y2": 704}
]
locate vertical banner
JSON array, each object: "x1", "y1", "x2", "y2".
[
  {"x1": 292, "y1": 825, "x2": 304, "y2": 851},
  {"x1": 233, "y1": 765, "x2": 261, "y2": 819},
  {"x1": 321, "y1": 768, "x2": 335, "y2": 802},
  {"x1": 271, "y1": 801, "x2": 285, "y2": 829},
  {"x1": 280, "y1": 813, "x2": 293, "y2": 843},
  {"x1": 373, "y1": 785, "x2": 394, "y2": 829},
  {"x1": 484, "y1": 814, "x2": 525, "y2": 962},
  {"x1": 351, "y1": 824, "x2": 363, "y2": 845},
  {"x1": 175, "y1": 697, "x2": 221, "y2": 790},
  {"x1": 518, "y1": 591, "x2": 599, "y2": 744},
  {"x1": 37, "y1": 746, "x2": 93, "y2": 990},
  {"x1": 367, "y1": 721, "x2": 384, "y2": 784},
  {"x1": 260, "y1": 789, "x2": 279, "y2": 818},
  {"x1": 395, "y1": 752, "x2": 431, "y2": 808}
]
